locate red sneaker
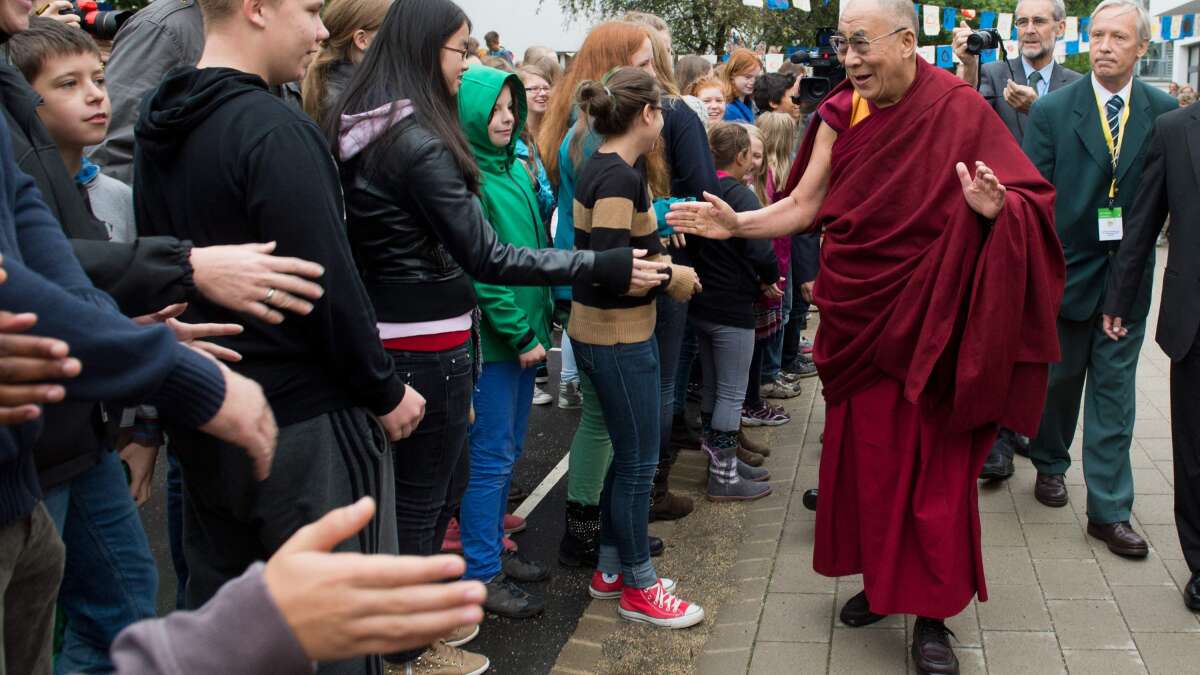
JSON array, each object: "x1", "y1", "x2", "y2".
[
  {"x1": 445, "y1": 517, "x2": 461, "y2": 540},
  {"x1": 443, "y1": 533, "x2": 516, "y2": 553},
  {"x1": 503, "y1": 536, "x2": 518, "y2": 553},
  {"x1": 588, "y1": 571, "x2": 676, "y2": 599},
  {"x1": 618, "y1": 579, "x2": 705, "y2": 628},
  {"x1": 503, "y1": 513, "x2": 526, "y2": 534}
]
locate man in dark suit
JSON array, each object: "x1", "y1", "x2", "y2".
[
  {"x1": 1103, "y1": 101, "x2": 1200, "y2": 610},
  {"x1": 1021, "y1": 0, "x2": 1178, "y2": 558},
  {"x1": 955, "y1": 0, "x2": 1082, "y2": 481},
  {"x1": 955, "y1": 0, "x2": 1082, "y2": 145}
]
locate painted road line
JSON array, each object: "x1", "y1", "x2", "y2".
[{"x1": 513, "y1": 452, "x2": 570, "y2": 519}]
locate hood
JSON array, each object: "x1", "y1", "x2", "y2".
[
  {"x1": 136, "y1": 67, "x2": 268, "y2": 158},
  {"x1": 458, "y1": 66, "x2": 526, "y2": 174}
]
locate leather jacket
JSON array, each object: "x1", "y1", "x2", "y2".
[{"x1": 340, "y1": 117, "x2": 630, "y2": 324}]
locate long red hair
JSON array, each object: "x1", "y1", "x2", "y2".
[
  {"x1": 537, "y1": 21, "x2": 651, "y2": 187},
  {"x1": 721, "y1": 48, "x2": 763, "y2": 102}
]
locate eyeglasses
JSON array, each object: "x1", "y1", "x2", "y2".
[
  {"x1": 1014, "y1": 17, "x2": 1053, "y2": 29},
  {"x1": 828, "y1": 27, "x2": 908, "y2": 57},
  {"x1": 442, "y1": 45, "x2": 469, "y2": 60},
  {"x1": 525, "y1": 86, "x2": 551, "y2": 94}
]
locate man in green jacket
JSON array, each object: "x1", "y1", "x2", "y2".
[
  {"x1": 1021, "y1": 0, "x2": 1176, "y2": 557},
  {"x1": 457, "y1": 65, "x2": 554, "y2": 620}
]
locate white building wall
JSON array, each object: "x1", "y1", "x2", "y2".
[{"x1": 1150, "y1": 0, "x2": 1200, "y2": 84}]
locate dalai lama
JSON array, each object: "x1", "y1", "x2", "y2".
[{"x1": 667, "y1": 1, "x2": 1066, "y2": 672}]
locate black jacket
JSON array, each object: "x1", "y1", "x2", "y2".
[
  {"x1": 0, "y1": 53, "x2": 195, "y2": 488},
  {"x1": 135, "y1": 67, "x2": 406, "y2": 425},
  {"x1": 688, "y1": 176, "x2": 780, "y2": 329},
  {"x1": 338, "y1": 115, "x2": 630, "y2": 324},
  {"x1": 1105, "y1": 102, "x2": 1200, "y2": 361}
]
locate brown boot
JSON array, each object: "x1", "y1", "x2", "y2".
[
  {"x1": 737, "y1": 444, "x2": 765, "y2": 467},
  {"x1": 649, "y1": 460, "x2": 694, "y2": 521},
  {"x1": 738, "y1": 429, "x2": 771, "y2": 457}
]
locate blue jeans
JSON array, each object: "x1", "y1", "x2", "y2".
[
  {"x1": 166, "y1": 449, "x2": 188, "y2": 610},
  {"x1": 44, "y1": 450, "x2": 157, "y2": 674},
  {"x1": 560, "y1": 334, "x2": 579, "y2": 384},
  {"x1": 655, "y1": 296, "x2": 689, "y2": 462},
  {"x1": 462, "y1": 361, "x2": 535, "y2": 581},
  {"x1": 763, "y1": 276, "x2": 793, "y2": 382},
  {"x1": 572, "y1": 337, "x2": 660, "y2": 588},
  {"x1": 673, "y1": 325, "x2": 698, "y2": 418}
]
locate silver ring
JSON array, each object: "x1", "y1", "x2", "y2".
[{"x1": 264, "y1": 288, "x2": 276, "y2": 303}]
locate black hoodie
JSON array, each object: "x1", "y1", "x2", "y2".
[{"x1": 134, "y1": 67, "x2": 406, "y2": 425}]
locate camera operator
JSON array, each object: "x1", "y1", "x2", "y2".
[{"x1": 953, "y1": 0, "x2": 1080, "y2": 143}]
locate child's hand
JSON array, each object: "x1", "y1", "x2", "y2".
[{"x1": 518, "y1": 344, "x2": 547, "y2": 369}]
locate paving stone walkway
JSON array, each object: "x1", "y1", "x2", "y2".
[{"x1": 691, "y1": 255, "x2": 1199, "y2": 674}]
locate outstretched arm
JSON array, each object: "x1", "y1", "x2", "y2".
[{"x1": 667, "y1": 121, "x2": 835, "y2": 240}]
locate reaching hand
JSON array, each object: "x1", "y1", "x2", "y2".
[
  {"x1": 518, "y1": 344, "x2": 547, "y2": 370},
  {"x1": 378, "y1": 386, "x2": 426, "y2": 441},
  {"x1": 1103, "y1": 315, "x2": 1128, "y2": 342},
  {"x1": 956, "y1": 161, "x2": 1006, "y2": 221},
  {"x1": 800, "y1": 281, "x2": 815, "y2": 304},
  {"x1": 37, "y1": 1, "x2": 81, "y2": 28},
  {"x1": 263, "y1": 497, "x2": 486, "y2": 661},
  {"x1": 665, "y1": 192, "x2": 738, "y2": 240},
  {"x1": 134, "y1": 303, "x2": 245, "y2": 362},
  {"x1": 628, "y1": 249, "x2": 671, "y2": 294},
  {"x1": 198, "y1": 364, "x2": 276, "y2": 480},
  {"x1": 762, "y1": 277, "x2": 786, "y2": 300},
  {"x1": 190, "y1": 242, "x2": 325, "y2": 325}
]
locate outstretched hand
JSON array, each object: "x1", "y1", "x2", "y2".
[
  {"x1": 956, "y1": 161, "x2": 1006, "y2": 221},
  {"x1": 1103, "y1": 315, "x2": 1129, "y2": 342},
  {"x1": 665, "y1": 192, "x2": 738, "y2": 240}
]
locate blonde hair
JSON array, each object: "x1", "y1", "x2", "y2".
[
  {"x1": 301, "y1": 0, "x2": 390, "y2": 124},
  {"x1": 755, "y1": 112, "x2": 797, "y2": 205},
  {"x1": 740, "y1": 123, "x2": 769, "y2": 205}
]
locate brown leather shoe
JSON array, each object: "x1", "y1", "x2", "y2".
[
  {"x1": 1034, "y1": 473, "x2": 1068, "y2": 508},
  {"x1": 737, "y1": 445, "x2": 765, "y2": 467},
  {"x1": 738, "y1": 429, "x2": 771, "y2": 457},
  {"x1": 1087, "y1": 520, "x2": 1149, "y2": 558},
  {"x1": 912, "y1": 617, "x2": 959, "y2": 674}
]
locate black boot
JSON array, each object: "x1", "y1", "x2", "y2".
[
  {"x1": 650, "y1": 459, "x2": 694, "y2": 521},
  {"x1": 558, "y1": 501, "x2": 600, "y2": 568}
]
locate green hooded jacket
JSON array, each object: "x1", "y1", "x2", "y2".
[{"x1": 459, "y1": 66, "x2": 553, "y2": 363}]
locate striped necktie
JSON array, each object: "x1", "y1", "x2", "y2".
[
  {"x1": 1027, "y1": 71, "x2": 1043, "y2": 96},
  {"x1": 1106, "y1": 95, "x2": 1124, "y2": 152}
]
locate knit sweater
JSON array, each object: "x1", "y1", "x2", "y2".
[
  {"x1": 567, "y1": 151, "x2": 696, "y2": 345},
  {"x1": 0, "y1": 111, "x2": 224, "y2": 526}
]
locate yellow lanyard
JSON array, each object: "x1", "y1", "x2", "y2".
[{"x1": 1095, "y1": 89, "x2": 1130, "y2": 200}]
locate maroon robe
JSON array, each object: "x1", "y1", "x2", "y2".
[{"x1": 786, "y1": 58, "x2": 1065, "y2": 617}]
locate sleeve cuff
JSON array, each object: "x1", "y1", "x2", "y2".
[
  {"x1": 149, "y1": 347, "x2": 226, "y2": 429},
  {"x1": 362, "y1": 376, "x2": 408, "y2": 419},
  {"x1": 664, "y1": 265, "x2": 697, "y2": 302},
  {"x1": 590, "y1": 248, "x2": 634, "y2": 294}
]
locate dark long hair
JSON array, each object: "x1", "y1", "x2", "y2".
[{"x1": 325, "y1": 0, "x2": 479, "y2": 192}]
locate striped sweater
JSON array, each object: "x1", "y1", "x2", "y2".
[{"x1": 568, "y1": 151, "x2": 697, "y2": 345}]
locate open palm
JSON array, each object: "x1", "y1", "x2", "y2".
[
  {"x1": 665, "y1": 191, "x2": 738, "y2": 240},
  {"x1": 956, "y1": 161, "x2": 1006, "y2": 221}
]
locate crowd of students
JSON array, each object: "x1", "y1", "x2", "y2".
[{"x1": 0, "y1": 0, "x2": 826, "y2": 673}]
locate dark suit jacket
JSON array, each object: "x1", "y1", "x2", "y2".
[
  {"x1": 1104, "y1": 103, "x2": 1200, "y2": 360},
  {"x1": 1022, "y1": 76, "x2": 1178, "y2": 322},
  {"x1": 978, "y1": 59, "x2": 1080, "y2": 143}
]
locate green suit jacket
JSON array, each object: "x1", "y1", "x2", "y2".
[{"x1": 1022, "y1": 76, "x2": 1177, "y2": 322}]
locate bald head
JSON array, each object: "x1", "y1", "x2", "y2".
[{"x1": 842, "y1": 0, "x2": 919, "y2": 33}]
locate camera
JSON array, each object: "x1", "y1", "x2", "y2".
[
  {"x1": 789, "y1": 28, "x2": 846, "y2": 104},
  {"x1": 65, "y1": 1, "x2": 135, "y2": 41},
  {"x1": 965, "y1": 29, "x2": 1003, "y2": 55}
]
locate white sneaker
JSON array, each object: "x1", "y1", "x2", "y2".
[{"x1": 532, "y1": 386, "x2": 553, "y2": 405}]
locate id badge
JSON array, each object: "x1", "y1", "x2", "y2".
[{"x1": 1097, "y1": 207, "x2": 1123, "y2": 242}]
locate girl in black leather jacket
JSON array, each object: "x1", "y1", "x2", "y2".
[{"x1": 326, "y1": 1, "x2": 668, "y2": 665}]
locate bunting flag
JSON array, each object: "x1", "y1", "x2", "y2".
[
  {"x1": 942, "y1": 6, "x2": 958, "y2": 31},
  {"x1": 1065, "y1": 16, "x2": 1079, "y2": 41},
  {"x1": 979, "y1": 11, "x2": 996, "y2": 29},
  {"x1": 1003, "y1": 40, "x2": 1019, "y2": 59},
  {"x1": 793, "y1": 0, "x2": 811, "y2": 10},
  {"x1": 918, "y1": 45, "x2": 937, "y2": 63},
  {"x1": 1079, "y1": 40, "x2": 1089, "y2": 54},
  {"x1": 742, "y1": 0, "x2": 763, "y2": 7},
  {"x1": 980, "y1": 48, "x2": 997, "y2": 63},
  {"x1": 765, "y1": 0, "x2": 789, "y2": 8},
  {"x1": 923, "y1": 4, "x2": 941, "y2": 36},
  {"x1": 1172, "y1": 14, "x2": 1184, "y2": 39},
  {"x1": 1065, "y1": 41, "x2": 1079, "y2": 55},
  {"x1": 1081, "y1": 17, "x2": 1090, "y2": 42},
  {"x1": 935, "y1": 44, "x2": 954, "y2": 68},
  {"x1": 997, "y1": 13, "x2": 1013, "y2": 38},
  {"x1": 960, "y1": 8, "x2": 977, "y2": 20},
  {"x1": 1161, "y1": 16, "x2": 1172, "y2": 41}
]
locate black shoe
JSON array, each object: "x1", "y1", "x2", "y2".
[
  {"x1": 502, "y1": 551, "x2": 551, "y2": 583},
  {"x1": 784, "y1": 355, "x2": 819, "y2": 379},
  {"x1": 1185, "y1": 571, "x2": 1200, "y2": 611},
  {"x1": 649, "y1": 535, "x2": 664, "y2": 557},
  {"x1": 978, "y1": 450, "x2": 1014, "y2": 481},
  {"x1": 839, "y1": 590, "x2": 888, "y2": 627},
  {"x1": 558, "y1": 501, "x2": 600, "y2": 568},
  {"x1": 535, "y1": 365, "x2": 549, "y2": 385},
  {"x1": 802, "y1": 489, "x2": 818, "y2": 512},
  {"x1": 911, "y1": 617, "x2": 958, "y2": 674},
  {"x1": 1012, "y1": 432, "x2": 1031, "y2": 458},
  {"x1": 483, "y1": 575, "x2": 545, "y2": 619}
]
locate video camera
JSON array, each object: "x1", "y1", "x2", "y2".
[
  {"x1": 789, "y1": 28, "x2": 846, "y2": 104},
  {"x1": 64, "y1": 1, "x2": 135, "y2": 40}
]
